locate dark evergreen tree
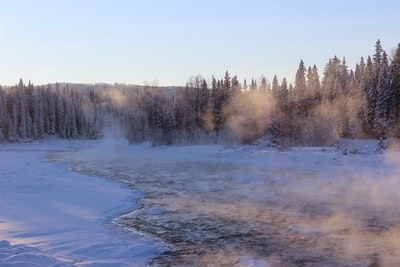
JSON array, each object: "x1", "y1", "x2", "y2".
[
  {"x1": 223, "y1": 70, "x2": 231, "y2": 90},
  {"x1": 17, "y1": 80, "x2": 29, "y2": 139},
  {"x1": 211, "y1": 79, "x2": 224, "y2": 133},
  {"x1": 162, "y1": 107, "x2": 176, "y2": 145},
  {"x1": 373, "y1": 39, "x2": 383, "y2": 84},
  {"x1": 231, "y1": 75, "x2": 240, "y2": 93},
  {"x1": 295, "y1": 60, "x2": 307, "y2": 92},
  {"x1": 260, "y1": 77, "x2": 267, "y2": 91},
  {"x1": 374, "y1": 52, "x2": 391, "y2": 136},
  {"x1": 0, "y1": 87, "x2": 6, "y2": 142},
  {"x1": 272, "y1": 75, "x2": 279, "y2": 97},
  {"x1": 32, "y1": 88, "x2": 45, "y2": 139},
  {"x1": 362, "y1": 56, "x2": 377, "y2": 135},
  {"x1": 250, "y1": 78, "x2": 257, "y2": 90},
  {"x1": 7, "y1": 88, "x2": 19, "y2": 141},
  {"x1": 389, "y1": 44, "x2": 400, "y2": 127}
]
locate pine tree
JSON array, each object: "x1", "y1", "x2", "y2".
[
  {"x1": 33, "y1": 88, "x2": 45, "y2": 139},
  {"x1": 211, "y1": 72, "x2": 232, "y2": 134},
  {"x1": 374, "y1": 51, "x2": 391, "y2": 136},
  {"x1": 7, "y1": 89, "x2": 19, "y2": 141},
  {"x1": 294, "y1": 60, "x2": 310, "y2": 117},
  {"x1": 339, "y1": 57, "x2": 350, "y2": 95},
  {"x1": 223, "y1": 70, "x2": 231, "y2": 90},
  {"x1": 260, "y1": 77, "x2": 267, "y2": 91},
  {"x1": 373, "y1": 39, "x2": 383, "y2": 83},
  {"x1": 321, "y1": 56, "x2": 348, "y2": 101},
  {"x1": 187, "y1": 76, "x2": 209, "y2": 129},
  {"x1": 351, "y1": 57, "x2": 365, "y2": 97},
  {"x1": 231, "y1": 75, "x2": 240, "y2": 93},
  {"x1": 56, "y1": 92, "x2": 66, "y2": 137},
  {"x1": 162, "y1": 107, "x2": 176, "y2": 145},
  {"x1": 295, "y1": 60, "x2": 307, "y2": 92},
  {"x1": 17, "y1": 80, "x2": 28, "y2": 139},
  {"x1": 211, "y1": 83, "x2": 223, "y2": 133},
  {"x1": 150, "y1": 94, "x2": 163, "y2": 145},
  {"x1": 272, "y1": 75, "x2": 279, "y2": 97},
  {"x1": 280, "y1": 78, "x2": 289, "y2": 98},
  {"x1": 362, "y1": 56, "x2": 377, "y2": 135},
  {"x1": 389, "y1": 43, "x2": 400, "y2": 134},
  {"x1": 312, "y1": 65, "x2": 321, "y2": 99},
  {"x1": 253, "y1": 79, "x2": 259, "y2": 90},
  {"x1": 46, "y1": 87, "x2": 57, "y2": 135},
  {"x1": 0, "y1": 87, "x2": 6, "y2": 142}
]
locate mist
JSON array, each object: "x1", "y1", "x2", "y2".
[
  {"x1": 224, "y1": 90, "x2": 275, "y2": 143},
  {"x1": 47, "y1": 136, "x2": 400, "y2": 266}
]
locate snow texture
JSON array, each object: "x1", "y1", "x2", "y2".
[
  {"x1": 1, "y1": 138, "x2": 400, "y2": 266},
  {"x1": 0, "y1": 140, "x2": 164, "y2": 267}
]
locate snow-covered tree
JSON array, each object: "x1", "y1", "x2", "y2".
[
  {"x1": 32, "y1": 88, "x2": 45, "y2": 139},
  {"x1": 272, "y1": 75, "x2": 279, "y2": 96},
  {"x1": 0, "y1": 87, "x2": 6, "y2": 142},
  {"x1": 46, "y1": 86, "x2": 57, "y2": 135},
  {"x1": 223, "y1": 70, "x2": 231, "y2": 90},
  {"x1": 7, "y1": 89, "x2": 19, "y2": 142},
  {"x1": 389, "y1": 44, "x2": 400, "y2": 131},
  {"x1": 374, "y1": 51, "x2": 391, "y2": 136},
  {"x1": 295, "y1": 60, "x2": 307, "y2": 92}
]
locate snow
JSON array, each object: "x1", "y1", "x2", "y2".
[
  {"x1": 0, "y1": 140, "x2": 164, "y2": 267},
  {"x1": 1, "y1": 138, "x2": 400, "y2": 266}
]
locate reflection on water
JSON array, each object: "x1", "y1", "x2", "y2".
[{"x1": 49, "y1": 146, "x2": 400, "y2": 267}]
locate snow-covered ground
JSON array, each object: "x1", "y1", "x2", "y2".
[
  {"x1": 2, "y1": 138, "x2": 400, "y2": 266},
  {"x1": 0, "y1": 140, "x2": 164, "y2": 267}
]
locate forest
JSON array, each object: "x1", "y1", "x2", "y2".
[{"x1": 1, "y1": 40, "x2": 400, "y2": 146}]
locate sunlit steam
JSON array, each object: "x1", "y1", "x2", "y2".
[
  {"x1": 224, "y1": 91, "x2": 275, "y2": 142},
  {"x1": 49, "y1": 139, "x2": 400, "y2": 266}
]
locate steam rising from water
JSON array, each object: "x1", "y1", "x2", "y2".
[
  {"x1": 51, "y1": 139, "x2": 400, "y2": 266},
  {"x1": 224, "y1": 91, "x2": 275, "y2": 142}
]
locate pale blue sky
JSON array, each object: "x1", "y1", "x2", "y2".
[{"x1": 0, "y1": 0, "x2": 399, "y2": 86}]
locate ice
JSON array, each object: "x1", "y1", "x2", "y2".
[
  {"x1": 0, "y1": 241, "x2": 75, "y2": 267},
  {"x1": 2, "y1": 138, "x2": 400, "y2": 266}
]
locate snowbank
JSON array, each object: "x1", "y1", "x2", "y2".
[{"x1": 0, "y1": 140, "x2": 163, "y2": 267}]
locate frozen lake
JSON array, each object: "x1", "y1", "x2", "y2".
[{"x1": 2, "y1": 139, "x2": 400, "y2": 266}]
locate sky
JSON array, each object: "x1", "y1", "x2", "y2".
[{"x1": 0, "y1": 0, "x2": 399, "y2": 87}]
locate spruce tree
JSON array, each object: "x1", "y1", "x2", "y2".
[
  {"x1": 260, "y1": 77, "x2": 267, "y2": 91},
  {"x1": 361, "y1": 56, "x2": 376, "y2": 135},
  {"x1": 373, "y1": 39, "x2": 383, "y2": 83},
  {"x1": 0, "y1": 87, "x2": 6, "y2": 142},
  {"x1": 389, "y1": 43, "x2": 400, "y2": 134},
  {"x1": 223, "y1": 70, "x2": 231, "y2": 90},
  {"x1": 295, "y1": 60, "x2": 307, "y2": 92},
  {"x1": 7, "y1": 89, "x2": 19, "y2": 141},
  {"x1": 272, "y1": 75, "x2": 279, "y2": 97},
  {"x1": 374, "y1": 52, "x2": 391, "y2": 136}
]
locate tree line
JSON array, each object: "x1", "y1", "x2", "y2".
[{"x1": 1, "y1": 40, "x2": 399, "y2": 146}]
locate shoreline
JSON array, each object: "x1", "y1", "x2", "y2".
[{"x1": 0, "y1": 140, "x2": 163, "y2": 266}]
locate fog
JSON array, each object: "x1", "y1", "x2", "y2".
[
  {"x1": 224, "y1": 90, "x2": 275, "y2": 142},
  {"x1": 49, "y1": 138, "x2": 400, "y2": 266}
]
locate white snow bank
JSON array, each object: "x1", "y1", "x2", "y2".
[
  {"x1": 0, "y1": 240, "x2": 75, "y2": 267},
  {"x1": 0, "y1": 140, "x2": 163, "y2": 267}
]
